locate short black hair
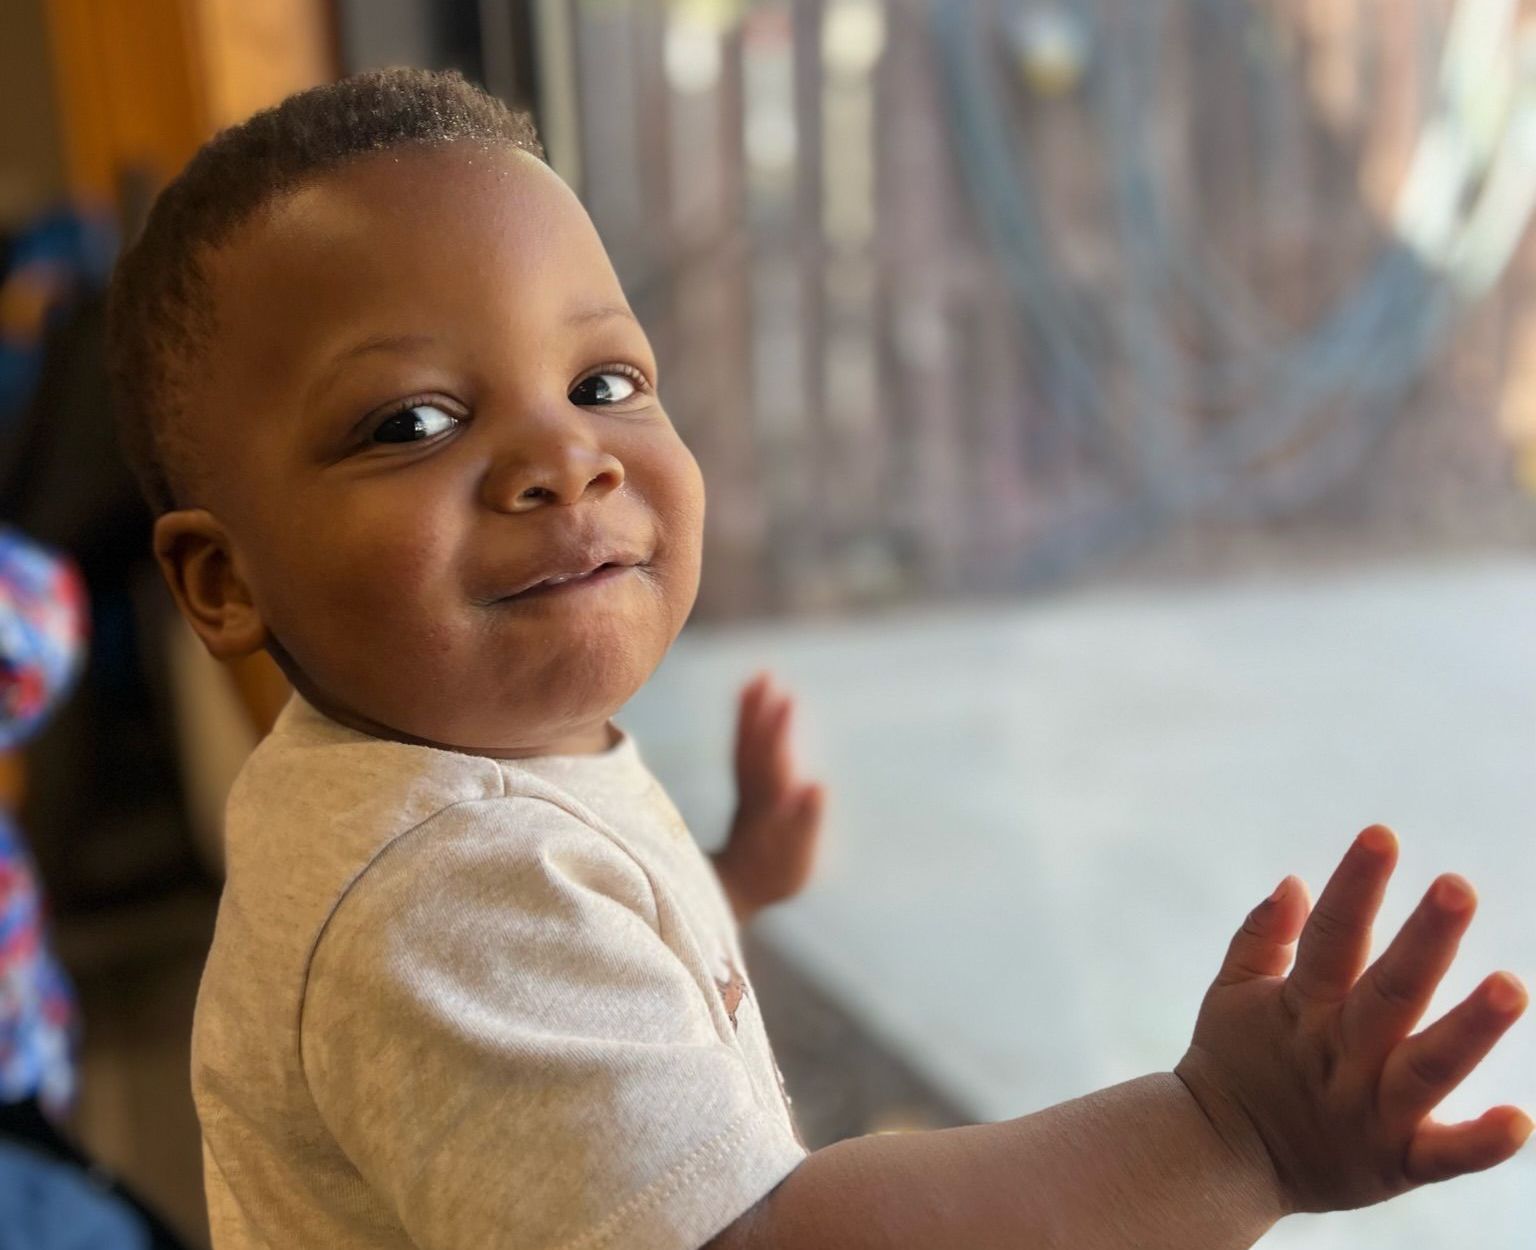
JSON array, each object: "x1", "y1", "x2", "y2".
[{"x1": 106, "y1": 67, "x2": 545, "y2": 514}]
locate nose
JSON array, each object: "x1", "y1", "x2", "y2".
[{"x1": 480, "y1": 428, "x2": 626, "y2": 513}]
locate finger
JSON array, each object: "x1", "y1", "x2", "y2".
[
  {"x1": 786, "y1": 782, "x2": 826, "y2": 848},
  {"x1": 1213, "y1": 875, "x2": 1311, "y2": 988},
  {"x1": 741, "y1": 672, "x2": 772, "y2": 728},
  {"x1": 735, "y1": 673, "x2": 766, "y2": 743},
  {"x1": 791, "y1": 782, "x2": 826, "y2": 842},
  {"x1": 765, "y1": 696, "x2": 795, "y2": 795},
  {"x1": 800, "y1": 780, "x2": 825, "y2": 817},
  {"x1": 1284, "y1": 826, "x2": 1397, "y2": 1010},
  {"x1": 734, "y1": 674, "x2": 774, "y2": 787},
  {"x1": 1405, "y1": 1106, "x2": 1533, "y2": 1184},
  {"x1": 741, "y1": 671, "x2": 771, "y2": 702},
  {"x1": 1380, "y1": 972, "x2": 1528, "y2": 1129},
  {"x1": 1342, "y1": 874, "x2": 1475, "y2": 1058},
  {"x1": 780, "y1": 784, "x2": 826, "y2": 889}
]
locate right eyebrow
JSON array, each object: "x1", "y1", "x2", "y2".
[
  {"x1": 306, "y1": 311, "x2": 639, "y2": 414},
  {"x1": 323, "y1": 331, "x2": 438, "y2": 371},
  {"x1": 307, "y1": 332, "x2": 438, "y2": 411}
]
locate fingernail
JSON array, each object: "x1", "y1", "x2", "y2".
[
  {"x1": 1510, "y1": 1114, "x2": 1534, "y2": 1150},
  {"x1": 1358, "y1": 825, "x2": 1396, "y2": 856},
  {"x1": 1486, "y1": 973, "x2": 1527, "y2": 1015},
  {"x1": 1434, "y1": 875, "x2": 1474, "y2": 912},
  {"x1": 1266, "y1": 877, "x2": 1289, "y2": 904}
]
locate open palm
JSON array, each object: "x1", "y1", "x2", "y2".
[{"x1": 711, "y1": 673, "x2": 825, "y2": 924}]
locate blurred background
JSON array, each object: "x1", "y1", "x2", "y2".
[{"x1": 1, "y1": 1, "x2": 1534, "y2": 1246}]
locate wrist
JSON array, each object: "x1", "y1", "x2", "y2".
[
  {"x1": 1173, "y1": 1048, "x2": 1292, "y2": 1224},
  {"x1": 710, "y1": 848, "x2": 759, "y2": 926}
]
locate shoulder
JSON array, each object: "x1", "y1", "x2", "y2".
[
  {"x1": 300, "y1": 796, "x2": 668, "y2": 1023},
  {"x1": 324, "y1": 792, "x2": 662, "y2": 936},
  {"x1": 223, "y1": 695, "x2": 509, "y2": 883},
  {"x1": 297, "y1": 792, "x2": 684, "y2": 1073}
]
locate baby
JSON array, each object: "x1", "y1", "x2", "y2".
[{"x1": 106, "y1": 69, "x2": 1527, "y2": 1249}]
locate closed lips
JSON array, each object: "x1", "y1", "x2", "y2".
[
  {"x1": 536, "y1": 566, "x2": 605, "y2": 588},
  {"x1": 531, "y1": 563, "x2": 617, "y2": 589},
  {"x1": 497, "y1": 555, "x2": 644, "y2": 600}
]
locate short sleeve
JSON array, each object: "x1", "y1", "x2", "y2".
[{"x1": 299, "y1": 797, "x2": 803, "y2": 1250}]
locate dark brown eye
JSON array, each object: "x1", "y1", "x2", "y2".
[
  {"x1": 569, "y1": 371, "x2": 639, "y2": 406},
  {"x1": 372, "y1": 403, "x2": 459, "y2": 444}
]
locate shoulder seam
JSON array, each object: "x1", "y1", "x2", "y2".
[
  {"x1": 491, "y1": 777, "x2": 673, "y2": 945},
  {"x1": 294, "y1": 776, "x2": 505, "y2": 1101},
  {"x1": 294, "y1": 782, "x2": 670, "y2": 1096}
]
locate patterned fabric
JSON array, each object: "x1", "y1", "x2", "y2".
[
  {"x1": 0, "y1": 527, "x2": 87, "y2": 752},
  {"x1": 0, "y1": 811, "x2": 76, "y2": 1115},
  {"x1": 0, "y1": 527, "x2": 84, "y2": 1116}
]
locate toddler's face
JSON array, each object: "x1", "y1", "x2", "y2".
[{"x1": 169, "y1": 142, "x2": 705, "y2": 754}]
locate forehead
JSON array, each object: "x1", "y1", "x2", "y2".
[{"x1": 196, "y1": 142, "x2": 627, "y2": 406}]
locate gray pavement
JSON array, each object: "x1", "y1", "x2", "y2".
[{"x1": 622, "y1": 554, "x2": 1536, "y2": 1249}]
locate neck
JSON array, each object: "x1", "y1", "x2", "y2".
[
  {"x1": 312, "y1": 692, "x2": 618, "y2": 759},
  {"x1": 268, "y1": 645, "x2": 619, "y2": 759}
]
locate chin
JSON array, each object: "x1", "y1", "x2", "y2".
[{"x1": 438, "y1": 657, "x2": 653, "y2": 749}]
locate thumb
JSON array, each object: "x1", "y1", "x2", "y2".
[
  {"x1": 792, "y1": 782, "x2": 825, "y2": 830},
  {"x1": 1212, "y1": 875, "x2": 1311, "y2": 987}
]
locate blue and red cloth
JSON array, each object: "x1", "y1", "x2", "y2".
[
  {"x1": 0, "y1": 527, "x2": 86, "y2": 1118},
  {"x1": 0, "y1": 529, "x2": 86, "y2": 753}
]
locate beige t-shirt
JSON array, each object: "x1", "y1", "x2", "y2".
[{"x1": 192, "y1": 695, "x2": 805, "y2": 1250}]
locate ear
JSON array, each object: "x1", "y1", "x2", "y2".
[{"x1": 153, "y1": 509, "x2": 269, "y2": 661}]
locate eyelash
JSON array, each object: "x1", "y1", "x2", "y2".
[
  {"x1": 363, "y1": 362, "x2": 654, "y2": 444},
  {"x1": 576, "y1": 361, "x2": 652, "y2": 398}
]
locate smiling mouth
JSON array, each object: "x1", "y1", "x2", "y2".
[{"x1": 495, "y1": 561, "x2": 640, "y2": 602}]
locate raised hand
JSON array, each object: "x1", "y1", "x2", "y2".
[
  {"x1": 711, "y1": 673, "x2": 825, "y2": 925},
  {"x1": 1175, "y1": 825, "x2": 1531, "y2": 1215}
]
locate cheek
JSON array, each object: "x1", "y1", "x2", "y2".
[
  {"x1": 646, "y1": 437, "x2": 706, "y2": 570},
  {"x1": 255, "y1": 501, "x2": 461, "y2": 651},
  {"x1": 668, "y1": 451, "x2": 707, "y2": 613}
]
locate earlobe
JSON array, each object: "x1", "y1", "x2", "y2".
[{"x1": 152, "y1": 509, "x2": 269, "y2": 660}]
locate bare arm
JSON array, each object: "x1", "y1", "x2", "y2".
[
  {"x1": 710, "y1": 1072, "x2": 1281, "y2": 1250},
  {"x1": 710, "y1": 828, "x2": 1530, "y2": 1249}
]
